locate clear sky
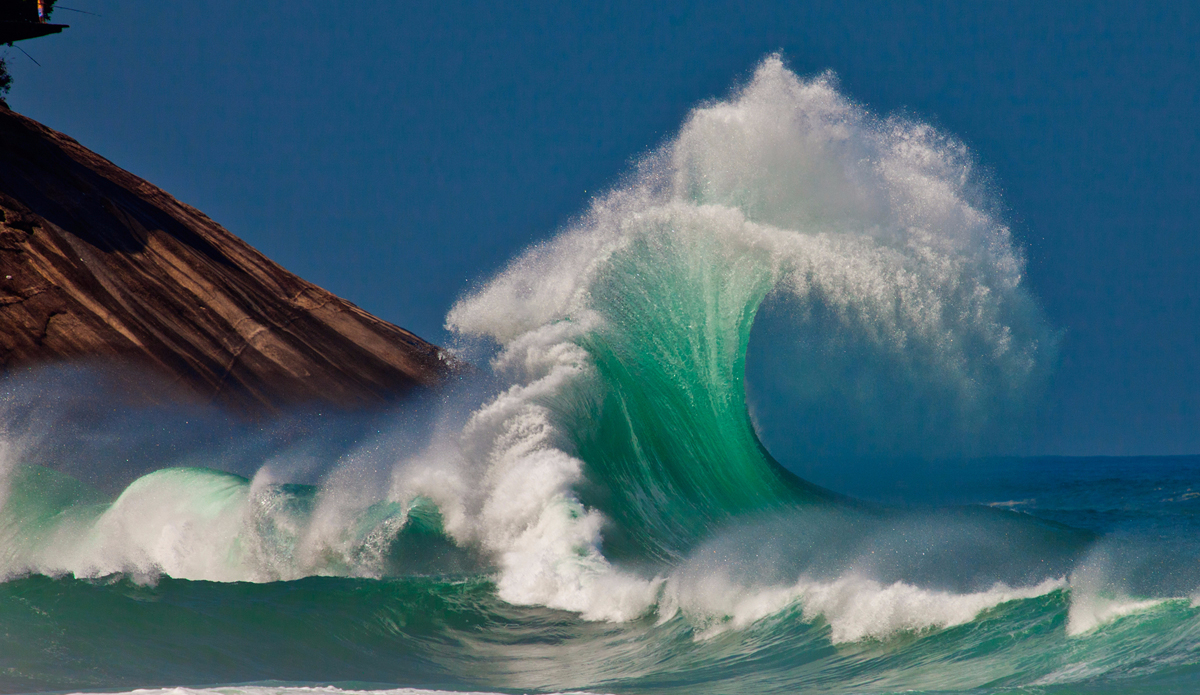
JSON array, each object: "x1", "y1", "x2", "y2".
[{"x1": 7, "y1": 1, "x2": 1197, "y2": 456}]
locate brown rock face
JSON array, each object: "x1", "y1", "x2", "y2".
[{"x1": 0, "y1": 104, "x2": 451, "y2": 413}]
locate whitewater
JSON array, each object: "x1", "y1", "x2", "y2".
[{"x1": 2, "y1": 57, "x2": 1200, "y2": 694}]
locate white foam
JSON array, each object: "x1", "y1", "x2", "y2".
[
  {"x1": 1065, "y1": 554, "x2": 1173, "y2": 636},
  {"x1": 395, "y1": 313, "x2": 661, "y2": 620},
  {"x1": 666, "y1": 570, "x2": 1064, "y2": 643},
  {"x1": 1067, "y1": 592, "x2": 1165, "y2": 636}
]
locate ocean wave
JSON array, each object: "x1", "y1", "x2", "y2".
[{"x1": 2, "y1": 56, "x2": 1196, "y2": 694}]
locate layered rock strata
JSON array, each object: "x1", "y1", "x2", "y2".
[{"x1": 0, "y1": 104, "x2": 449, "y2": 413}]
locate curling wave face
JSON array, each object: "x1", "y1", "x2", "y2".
[
  {"x1": 442, "y1": 55, "x2": 1059, "y2": 613},
  {"x1": 2, "y1": 58, "x2": 1198, "y2": 694}
]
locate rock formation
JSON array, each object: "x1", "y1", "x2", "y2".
[{"x1": 0, "y1": 103, "x2": 451, "y2": 413}]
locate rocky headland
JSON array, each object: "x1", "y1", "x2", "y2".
[{"x1": 0, "y1": 103, "x2": 451, "y2": 413}]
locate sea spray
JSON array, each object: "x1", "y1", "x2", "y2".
[{"x1": 447, "y1": 55, "x2": 1056, "y2": 614}]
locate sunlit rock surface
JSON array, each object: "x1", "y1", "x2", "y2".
[{"x1": 0, "y1": 103, "x2": 450, "y2": 413}]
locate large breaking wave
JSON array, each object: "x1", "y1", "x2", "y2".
[{"x1": 439, "y1": 55, "x2": 1059, "y2": 613}]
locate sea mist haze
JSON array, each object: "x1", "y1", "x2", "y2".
[{"x1": 2, "y1": 58, "x2": 1199, "y2": 695}]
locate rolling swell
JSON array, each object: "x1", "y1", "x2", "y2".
[{"x1": 0, "y1": 57, "x2": 1194, "y2": 694}]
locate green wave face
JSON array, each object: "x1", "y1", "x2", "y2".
[{"x1": 572, "y1": 212, "x2": 829, "y2": 564}]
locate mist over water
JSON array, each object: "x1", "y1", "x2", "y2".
[{"x1": 1, "y1": 58, "x2": 1198, "y2": 694}]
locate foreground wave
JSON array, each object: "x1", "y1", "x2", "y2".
[{"x1": 2, "y1": 58, "x2": 1198, "y2": 694}]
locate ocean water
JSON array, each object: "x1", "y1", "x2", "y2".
[{"x1": 2, "y1": 58, "x2": 1198, "y2": 694}]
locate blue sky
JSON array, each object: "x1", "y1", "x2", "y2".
[{"x1": 8, "y1": 1, "x2": 1198, "y2": 455}]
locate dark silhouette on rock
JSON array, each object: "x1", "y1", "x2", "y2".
[{"x1": 0, "y1": 103, "x2": 453, "y2": 413}]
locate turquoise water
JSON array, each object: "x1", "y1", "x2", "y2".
[
  {"x1": 2, "y1": 58, "x2": 1198, "y2": 694},
  {"x1": 3, "y1": 456, "x2": 1200, "y2": 694}
]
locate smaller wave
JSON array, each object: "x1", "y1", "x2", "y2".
[
  {"x1": 1067, "y1": 593, "x2": 1168, "y2": 636},
  {"x1": 667, "y1": 572, "x2": 1064, "y2": 643},
  {"x1": 986, "y1": 498, "x2": 1036, "y2": 508},
  {"x1": 0, "y1": 465, "x2": 475, "y2": 583}
]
